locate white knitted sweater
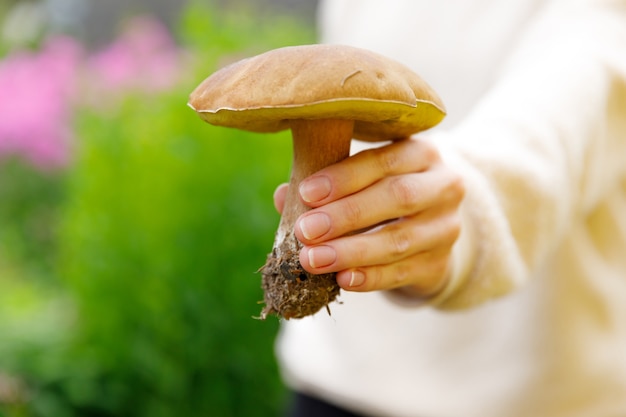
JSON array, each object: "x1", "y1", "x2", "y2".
[{"x1": 276, "y1": 1, "x2": 626, "y2": 416}]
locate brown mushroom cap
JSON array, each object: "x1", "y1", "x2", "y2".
[{"x1": 188, "y1": 44, "x2": 446, "y2": 142}]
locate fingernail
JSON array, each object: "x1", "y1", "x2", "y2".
[
  {"x1": 299, "y1": 176, "x2": 331, "y2": 203},
  {"x1": 307, "y1": 246, "x2": 336, "y2": 269},
  {"x1": 349, "y1": 270, "x2": 365, "y2": 287},
  {"x1": 299, "y1": 213, "x2": 331, "y2": 240}
]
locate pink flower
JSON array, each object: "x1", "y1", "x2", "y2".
[
  {"x1": 0, "y1": 36, "x2": 82, "y2": 170},
  {"x1": 86, "y1": 17, "x2": 182, "y2": 96},
  {"x1": 0, "y1": 15, "x2": 183, "y2": 170}
]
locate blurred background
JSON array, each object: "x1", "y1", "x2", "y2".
[{"x1": 0, "y1": 0, "x2": 318, "y2": 415}]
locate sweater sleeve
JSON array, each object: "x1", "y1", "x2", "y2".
[{"x1": 419, "y1": 0, "x2": 626, "y2": 310}]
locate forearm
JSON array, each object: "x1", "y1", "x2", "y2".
[{"x1": 424, "y1": 1, "x2": 626, "y2": 309}]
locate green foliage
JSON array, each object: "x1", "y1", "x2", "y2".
[
  {"x1": 0, "y1": 161, "x2": 66, "y2": 282},
  {"x1": 63, "y1": 96, "x2": 292, "y2": 417},
  {"x1": 0, "y1": 161, "x2": 73, "y2": 417},
  {"x1": 178, "y1": 0, "x2": 314, "y2": 56},
  {"x1": 0, "y1": 2, "x2": 315, "y2": 417}
]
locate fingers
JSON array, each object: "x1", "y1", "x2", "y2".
[
  {"x1": 337, "y1": 249, "x2": 452, "y2": 296},
  {"x1": 299, "y1": 209, "x2": 461, "y2": 294},
  {"x1": 295, "y1": 167, "x2": 462, "y2": 244},
  {"x1": 298, "y1": 137, "x2": 440, "y2": 207},
  {"x1": 273, "y1": 137, "x2": 465, "y2": 295}
]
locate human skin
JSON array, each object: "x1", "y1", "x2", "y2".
[{"x1": 273, "y1": 136, "x2": 465, "y2": 298}]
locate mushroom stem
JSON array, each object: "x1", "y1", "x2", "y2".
[
  {"x1": 261, "y1": 119, "x2": 354, "y2": 319},
  {"x1": 280, "y1": 119, "x2": 354, "y2": 237}
]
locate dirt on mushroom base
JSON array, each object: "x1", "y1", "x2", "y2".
[{"x1": 259, "y1": 242, "x2": 340, "y2": 319}]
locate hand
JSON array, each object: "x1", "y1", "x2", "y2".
[{"x1": 274, "y1": 137, "x2": 465, "y2": 298}]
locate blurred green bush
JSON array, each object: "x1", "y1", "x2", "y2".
[
  {"x1": 0, "y1": 160, "x2": 66, "y2": 283},
  {"x1": 0, "y1": 2, "x2": 314, "y2": 416}
]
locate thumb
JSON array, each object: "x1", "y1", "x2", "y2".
[{"x1": 273, "y1": 183, "x2": 289, "y2": 214}]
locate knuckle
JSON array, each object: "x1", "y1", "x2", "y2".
[
  {"x1": 444, "y1": 214, "x2": 462, "y2": 245},
  {"x1": 393, "y1": 262, "x2": 412, "y2": 286},
  {"x1": 340, "y1": 198, "x2": 364, "y2": 228},
  {"x1": 446, "y1": 171, "x2": 466, "y2": 203},
  {"x1": 388, "y1": 176, "x2": 419, "y2": 211},
  {"x1": 417, "y1": 139, "x2": 441, "y2": 164},
  {"x1": 365, "y1": 266, "x2": 385, "y2": 291},
  {"x1": 375, "y1": 146, "x2": 402, "y2": 175},
  {"x1": 386, "y1": 225, "x2": 413, "y2": 257},
  {"x1": 430, "y1": 215, "x2": 461, "y2": 252},
  {"x1": 349, "y1": 239, "x2": 370, "y2": 266}
]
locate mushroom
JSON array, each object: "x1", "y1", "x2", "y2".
[{"x1": 188, "y1": 44, "x2": 445, "y2": 319}]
